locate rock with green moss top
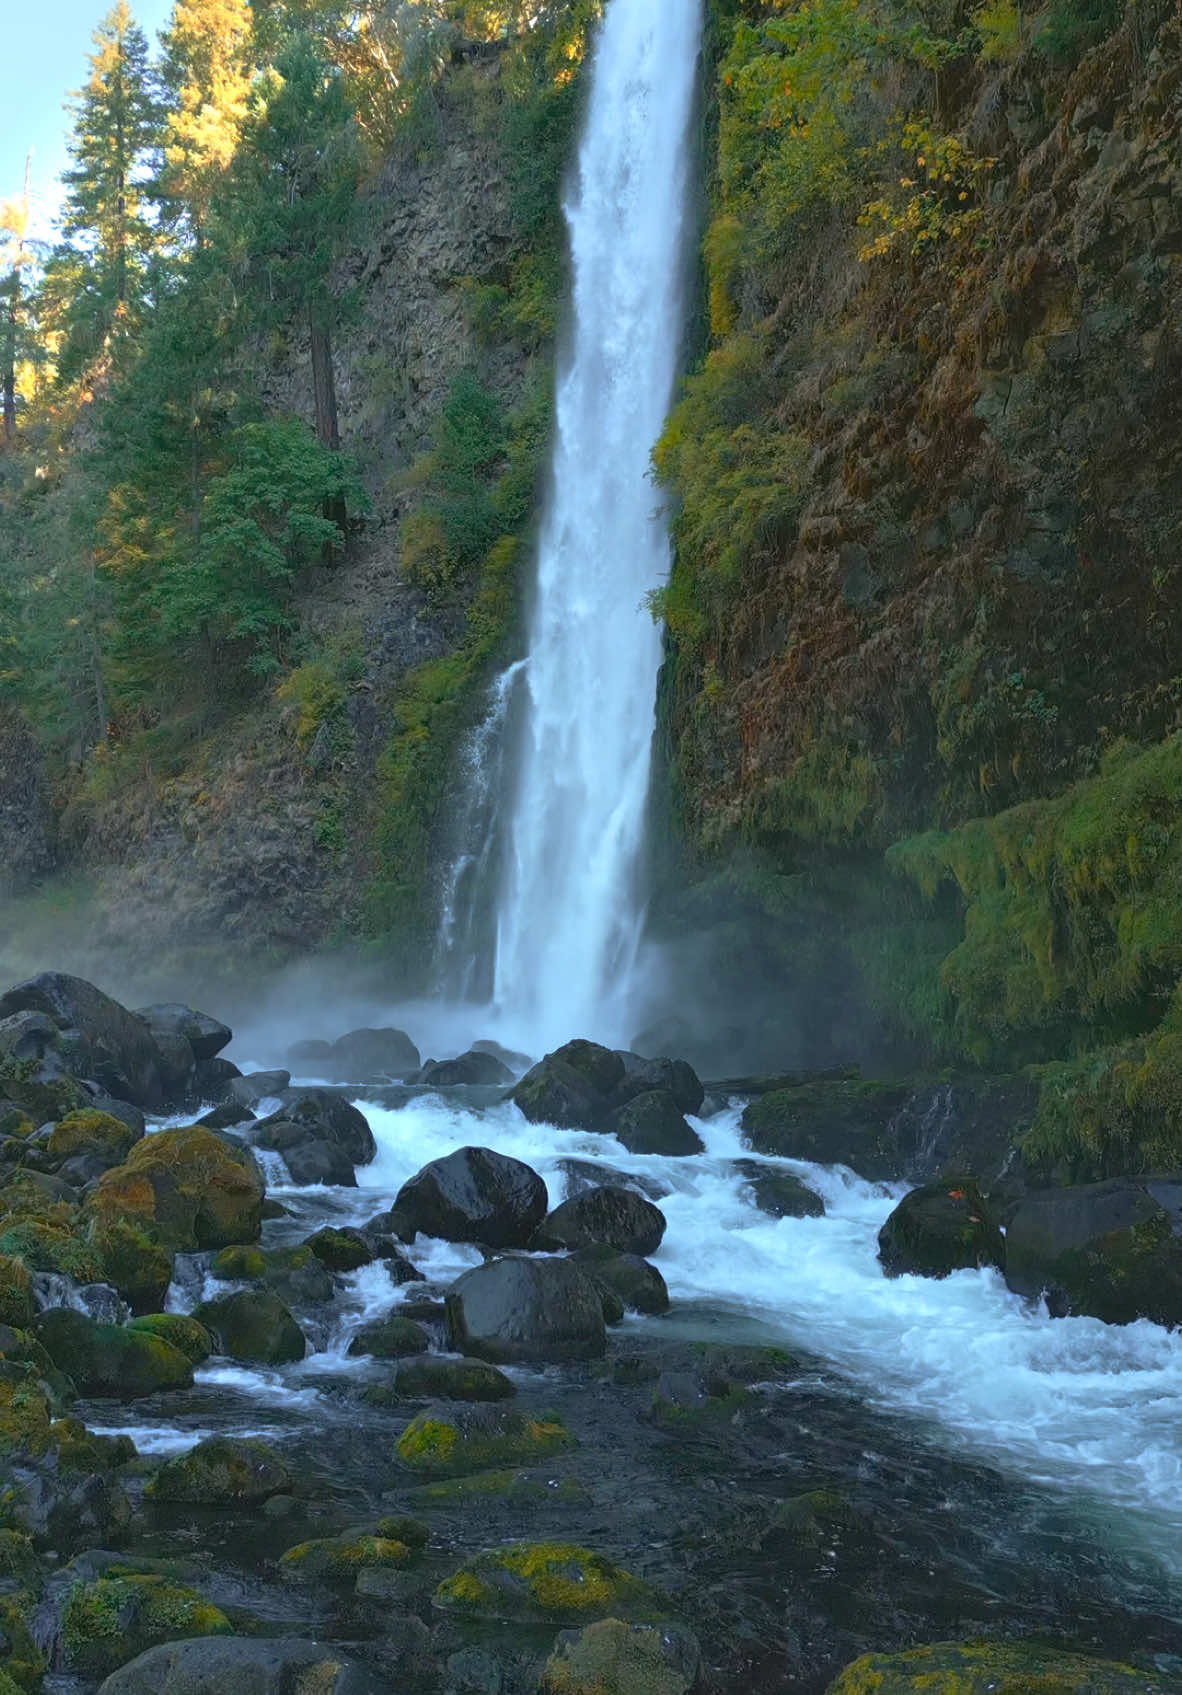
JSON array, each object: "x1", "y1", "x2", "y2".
[
  {"x1": 194, "y1": 1289, "x2": 306, "y2": 1364},
  {"x1": 391, "y1": 1355, "x2": 515, "y2": 1401},
  {"x1": 1004, "y1": 1179, "x2": 1182, "y2": 1325},
  {"x1": 398, "y1": 1401, "x2": 573, "y2": 1477},
  {"x1": 0, "y1": 1529, "x2": 39, "y2": 1588},
  {"x1": 50, "y1": 1417, "x2": 137, "y2": 1472},
  {"x1": 0, "y1": 1367, "x2": 53, "y2": 1455},
  {"x1": 87, "y1": 1126, "x2": 264, "y2": 1254},
  {"x1": 209, "y1": 1242, "x2": 334, "y2": 1305},
  {"x1": 878, "y1": 1180, "x2": 1005, "y2": 1279},
  {"x1": 0, "y1": 1214, "x2": 105, "y2": 1283},
  {"x1": 91, "y1": 1216, "x2": 174, "y2": 1315},
  {"x1": 48, "y1": 1110, "x2": 141, "y2": 1168},
  {"x1": 824, "y1": 1640, "x2": 1169, "y2": 1692},
  {"x1": 0, "y1": 1255, "x2": 33, "y2": 1327},
  {"x1": 742, "y1": 1080, "x2": 912, "y2": 1177},
  {"x1": 435, "y1": 1542, "x2": 660, "y2": 1624},
  {"x1": 376, "y1": 1513, "x2": 429, "y2": 1548},
  {"x1": 347, "y1": 1315, "x2": 430, "y2": 1359},
  {"x1": 541, "y1": 1617, "x2": 701, "y2": 1695},
  {"x1": 306, "y1": 1226, "x2": 373, "y2": 1271},
  {"x1": 31, "y1": 1309, "x2": 194, "y2": 1399},
  {"x1": 148, "y1": 1436, "x2": 294, "y2": 1506},
  {"x1": 62, "y1": 1572, "x2": 232, "y2": 1678},
  {"x1": 412, "y1": 1467, "x2": 587, "y2": 1510},
  {"x1": 209, "y1": 1244, "x2": 266, "y2": 1280},
  {"x1": 126, "y1": 1313, "x2": 212, "y2": 1364},
  {"x1": 279, "y1": 1531, "x2": 413, "y2": 1583},
  {"x1": 0, "y1": 1591, "x2": 45, "y2": 1690}
]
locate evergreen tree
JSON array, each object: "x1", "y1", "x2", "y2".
[
  {"x1": 158, "y1": 0, "x2": 255, "y2": 243},
  {"x1": 55, "y1": 1, "x2": 162, "y2": 374},
  {"x1": 0, "y1": 156, "x2": 34, "y2": 448}
]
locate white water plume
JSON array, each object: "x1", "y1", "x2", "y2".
[{"x1": 493, "y1": 0, "x2": 703, "y2": 1050}]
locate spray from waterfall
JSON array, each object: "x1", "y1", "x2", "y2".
[{"x1": 491, "y1": 0, "x2": 703, "y2": 1051}]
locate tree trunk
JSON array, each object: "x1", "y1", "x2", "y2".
[
  {"x1": 310, "y1": 314, "x2": 347, "y2": 534},
  {"x1": 2, "y1": 272, "x2": 17, "y2": 449}
]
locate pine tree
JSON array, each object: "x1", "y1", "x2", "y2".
[
  {"x1": 0, "y1": 156, "x2": 34, "y2": 448},
  {"x1": 158, "y1": 0, "x2": 254, "y2": 243},
  {"x1": 56, "y1": 1, "x2": 162, "y2": 372}
]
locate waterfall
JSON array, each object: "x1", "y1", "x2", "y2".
[{"x1": 492, "y1": 0, "x2": 703, "y2": 1051}]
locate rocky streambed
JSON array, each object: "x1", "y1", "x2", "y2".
[{"x1": 1, "y1": 973, "x2": 1182, "y2": 1694}]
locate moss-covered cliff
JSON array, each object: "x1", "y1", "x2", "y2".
[{"x1": 655, "y1": 0, "x2": 1182, "y2": 1158}]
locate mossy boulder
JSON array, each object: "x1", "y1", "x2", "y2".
[
  {"x1": 742, "y1": 1080, "x2": 911, "y2": 1176},
  {"x1": 31, "y1": 1309, "x2": 194, "y2": 1399},
  {"x1": 346, "y1": 1314, "x2": 430, "y2": 1359},
  {"x1": 541, "y1": 1617, "x2": 702, "y2": 1695},
  {"x1": 1004, "y1": 1179, "x2": 1182, "y2": 1325},
  {"x1": 48, "y1": 1110, "x2": 141, "y2": 1168},
  {"x1": 0, "y1": 1254, "x2": 34, "y2": 1327},
  {"x1": 126, "y1": 1313, "x2": 213, "y2": 1364},
  {"x1": 194, "y1": 1289, "x2": 306, "y2": 1363},
  {"x1": 607, "y1": 1092, "x2": 704, "y2": 1157},
  {"x1": 61, "y1": 1572, "x2": 232, "y2": 1678},
  {"x1": 209, "y1": 1244, "x2": 267, "y2": 1280},
  {"x1": 305, "y1": 1226, "x2": 374, "y2": 1271},
  {"x1": 0, "y1": 1214, "x2": 105, "y2": 1283},
  {"x1": 148, "y1": 1435, "x2": 294, "y2": 1506},
  {"x1": 93, "y1": 1637, "x2": 381, "y2": 1694},
  {"x1": 209, "y1": 1243, "x2": 334, "y2": 1306},
  {"x1": 88, "y1": 1127, "x2": 264, "y2": 1253},
  {"x1": 878, "y1": 1181, "x2": 1005, "y2": 1279},
  {"x1": 0, "y1": 1529, "x2": 39, "y2": 1588},
  {"x1": 397, "y1": 1402, "x2": 573, "y2": 1477},
  {"x1": 0, "y1": 1370, "x2": 55, "y2": 1456},
  {"x1": 0, "y1": 1591, "x2": 45, "y2": 1690},
  {"x1": 824, "y1": 1640, "x2": 1167, "y2": 1692},
  {"x1": 90, "y1": 1217, "x2": 174, "y2": 1315},
  {"x1": 435, "y1": 1542, "x2": 659, "y2": 1623},
  {"x1": 0, "y1": 972, "x2": 170, "y2": 1110},
  {"x1": 392, "y1": 1355, "x2": 515, "y2": 1401},
  {"x1": 279, "y1": 1532, "x2": 413, "y2": 1583}
]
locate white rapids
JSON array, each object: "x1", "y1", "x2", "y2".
[{"x1": 492, "y1": 0, "x2": 703, "y2": 1051}]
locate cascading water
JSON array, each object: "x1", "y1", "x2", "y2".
[{"x1": 492, "y1": 0, "x2": 703, "y2": 1050}]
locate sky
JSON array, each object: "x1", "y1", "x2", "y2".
[{"x1": 4, "y1": 0, "x2": 175, "y2": 243}]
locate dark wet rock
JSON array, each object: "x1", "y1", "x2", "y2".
[
  {"x1": 0, "y1": 973, "x2": 169, "y2": 1110},
  {"x1": 446, "y1": 1647, "x2": 506, "y2": 1695},
  {"x1": 392, "y1": 1355, "x2": 515, "y2": 1401},
  {"x1": 195, "y1": 1100, "x2": 254, "y2": 1130},
  {"x1": 306, "y1": 1225, "x2": 374, "y2": 1271},
  {"x1": 743, "y1": 1075, "x2": 1038, "y2": 1185},
  {"x1": 446, "y1": 1254, "x2": 607, "y2": 1363},
  {"x1": 420, "y1": 1050, "x2": 515, "y2": 1087},
  {"x1": 512, "y1": 1057, "x2": 602, "y2": 1131},
  {"x1": 399, "y1": 1295, "x2": 448, "y2": 1324},
  {"x1": 540, "y1": 1617, "x2": 701, "y2": 1695},
  {"x1": 534, "y1": 1185, "x2": 667, "y2": 1257},
  {"x1": 612, "y1": 1052, "x2": 705, "y2": 1117},
  {"x1": 97, "y1": 1636, "x2": 383, "y2": 1694},
  {"x1": 264, "y1": 1088, "x2": 376, "y2": 1165},
  {"x1": 226, "y1": 1069, "x2": 290, "y2": 1109},
  {"x1": 360, "y1": 1204, "x2": 417, "y2": 1245},
  {"x1": 87, "y1": 1127, "x2": 264, "y2": 1252},
  {"x1": 188, "y1": 1056, "x2": 241, "y2": 1104},
  {"x1": 331, "y1": 1026, "x2": 421, "y2": 1080},
  {"x1": 1004, "y1": 1179, "x2": 1182, "y2": 1325},
  {"x1": 0, "y1": 1008, "x2": 59, "y2": 1066},
  {"x1": 608, "y1": 1091, "x2": 704, "y2": 1156},
  {"x1": 250, "y1": 1118, "x2": 356, "y2": 1186},
  {"x1": 398, "y1": 1401, "x2": 573, "y2": 1475},
  {"x1": 734, "y1": 1161, "x2": 826, "y2": 1218},
  {"x1": 879, "y1": 1180, "x2": 1005, "y2": 1279},
  {"x1": 434, "y1": 1540, "x2": 657, "y2": 1623},
  {"x1": 3, "y1": 1440, "x2": 133, "y2": 1550},
  {"x1": 286, "y1": 1037, "x2": 335, "y2": 1067},
  {"x1": 378, "y1": 1248, "x2": 427, "y2": 1285},
  {"x1": 472, "y1": 1038, "x2": 532, "y2": 1074},
  {"x1": 395, "y1": 1146, "x2": 547, "y2": 1248},
  {"x1": 755, "y1": 1487, "x2": 883, "y2": 1569},
  {"x1": 826, "y1": 1641, "x2": 1171, "y2": 1692},
  {"x1": 194, "y1": 1289, "x2": 307, "y2": 1363},
  {"x1": 347, "y1": 1315, "x2": 430, "y2": 1358},
  {"x1": 135, "y1": 1003, "x2": 232, "y2": 1063},
  {"x1": 555, "y1": 1158, "x2": 671, "y2": 1202},
  {"x1": 30, "y1": 1308, "x2": 194, "y2": 1398},
  {"x1": 553, "y1": 1039, "x2": 627, "y2": 1097},
  {"x1": 571, "y1": 1245, "x2": 670, "y2": 1315},
  {"x1": 148, "y1": 1436, "x2": 294, "y2": 1505}
]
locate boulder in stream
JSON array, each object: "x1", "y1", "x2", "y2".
[
  {"x1": 570, "y1": 1245, "x2": 670, "y2": 1315},
  {"x1": 826, "y1": 1641, "x2": 1173, "y2": 1693},
  {"x1": 607, "y1": 1090, "x2": 704, "y2": 1156},
  {"x1": 30, "y1": 1308, "x2": 194, "y2": 1398},
  {"x1": 534, "y1": 1184, "x2": 667, "y2": 1256},
  {"x1": 398, "y1": 1400, "x2": 573, "y2": 1475},
  {"x1": 148, "y1": 1435, "x2": 294, "y2": 1505},
  {"x1": 96, "y1": 1636, "x2": 384, "y2": 1694},
  {"x1": 395, "y1": 1145, "x2": 547, "y2": 1248},
  {"x1": 195, "y1": 1289, "x2": 307, "y2": 1363},
  {"x1": 878, "y1": 1180, "x2": 1005, "y2": 1279},
  {"x1": 347, "y1": 1315, "x2": 430, "y2": 1358},
  {"x1": 446, "y1": 1254, "x2": 607, "y2": 1363},
  {"x1": 1003, "y1": 1178, "x2": 1182, "y2": 1325},
  {"x1": 611, "y1": 1052, "x2": 705, "y2": 1117},
  {"x1": 330, "y1": 1026, "x2": 420, "y2": 1080},
  {"x1": 733, "y1": 1161, "x2": 825, "y2": 1219},
  {"x1": 87, "y1": 1127, "x2": 265, "y2": 1252},
  {"x1": 540, "y1": 1617, "x2": 701, "y2": 1695},
  {"x1": 418, "y1": 1049, "x2": 514, "y2": 1087}
]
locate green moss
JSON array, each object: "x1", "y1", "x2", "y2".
[
  {"x1": 0, "y1": 1255, "x2": 34, "y2": 1328},
  {"x1": 90, "y1": 1216, "x2": 174, "y2": 1314},
  {"x1": 278, "y1": 1534, "x2": 412, "y2": 1582},
  {"x1": 0, "y1": 1592, "x2": 45, "y2": 1691},
  {"x1": 397, "y1": 1409, "x2": 573, "y2": 1478},
  {"x1": 0, "y1": 1372, "x2": 52, "y2": 1457},
  {"x1": 827, "y1": 1639, "x2": 1158, "y2": 1692},
  {"x1": 209, "y1": 1245, "x2": 267, "y2": 1280},
  {"x1": 0, "y1": 1530, "x2": 38, "y2": 1588},
  {"x1": 50, "y1": 1417, "x2": 137, "y2": 1472},
  {"x1": 62, "y1": 1573, "x2": 232, "y2": 1677},
  {"x1": 435, "y1": 1541, "x2": 659, "y2": 1623},
  {"x1": 47, "y1": 1109, "x2": 139, "y2": 1164},
  {"x1": 0, "y1": 1216, "x2": 105, "y2": 1284},
  {"x1": 126, "y1": 1312, "x2": 213, "y2": 1364}
]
